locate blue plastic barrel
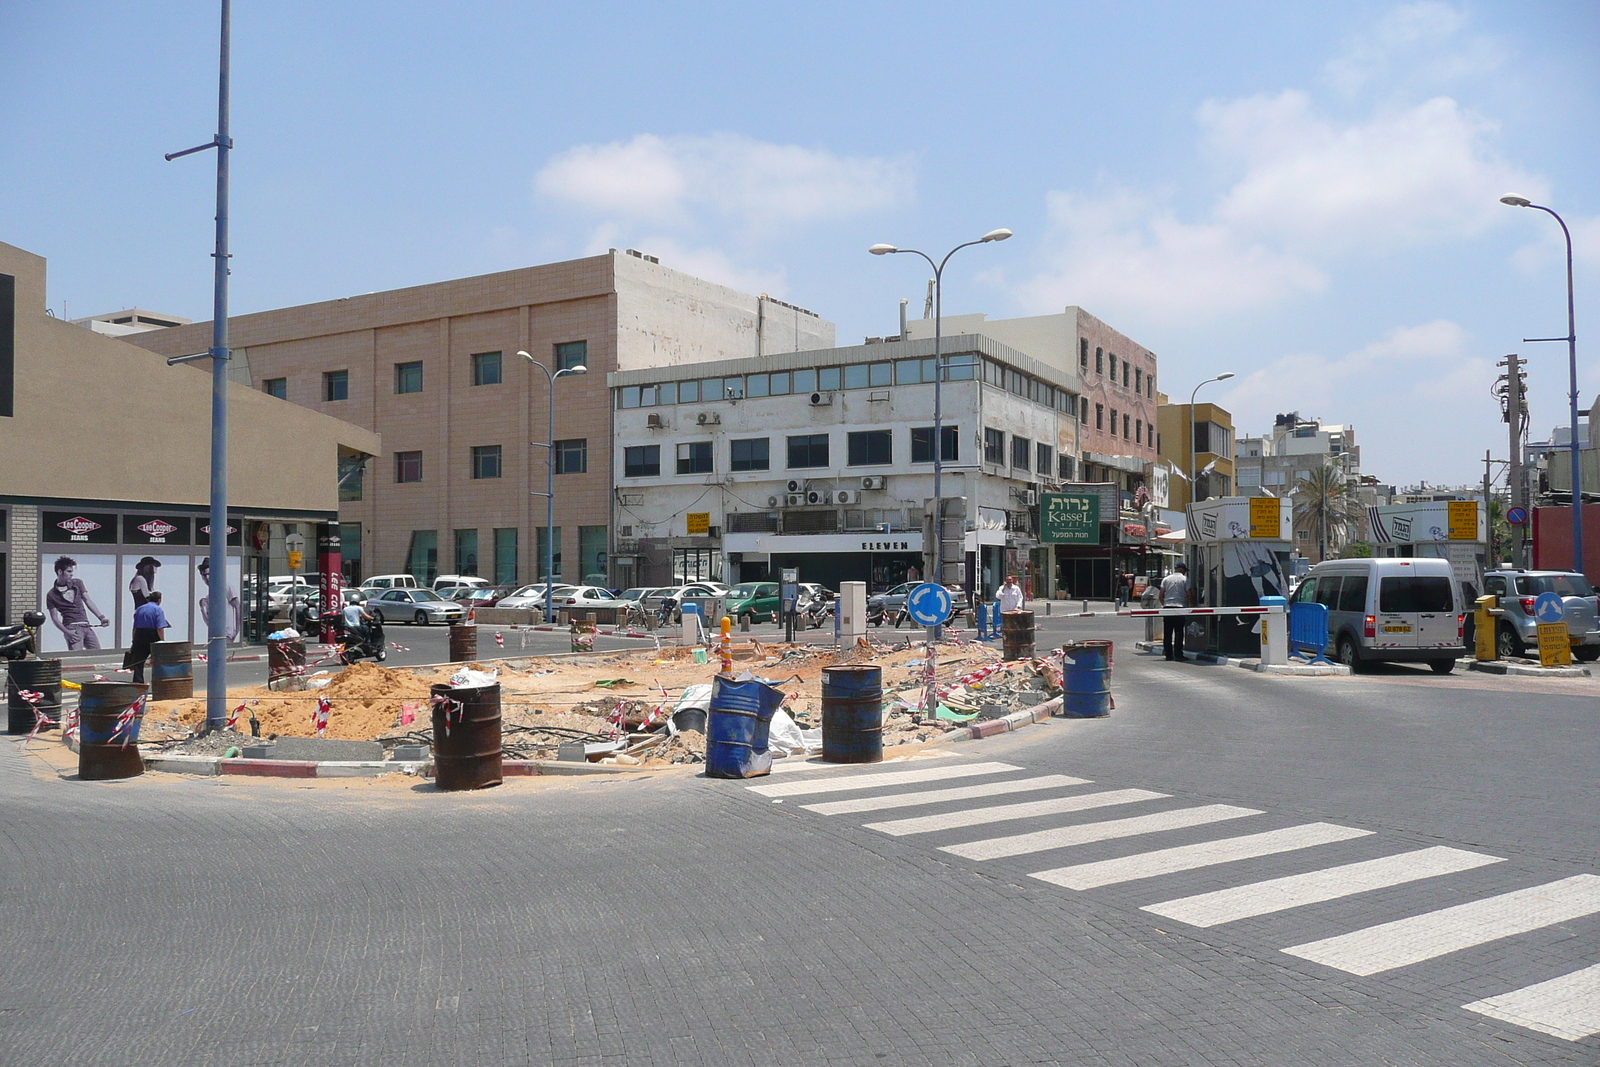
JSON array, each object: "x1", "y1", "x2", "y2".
[
  {"x1": 1061, "y1": 640, "x2": 1112, "y2": 718},
  {"x1": 821, "y1": 665, "x2": 883, "y2": 763},
  {"x1": 705, "y1": 675, "x2": 784, "y2": 779}
]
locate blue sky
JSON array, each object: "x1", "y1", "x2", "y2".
[{"x1": 3, "y1": 1, "x2": 1596, "y2": 486}]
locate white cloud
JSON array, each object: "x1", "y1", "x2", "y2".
[{"x1": 1323, "y1": 1, "x2": 1506, "y2": 96}]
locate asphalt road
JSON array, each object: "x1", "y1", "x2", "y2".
[{"x1": 4, "y1": 613, "x2": 1596, "y2": 1065}]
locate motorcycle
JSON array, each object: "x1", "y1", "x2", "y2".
[
  {"x1": 322, "y1": 611, "x2": 387, "y2": 665},
  {"x1": 802, "y1": 597, "x2": 835, "y2": 629},
  {"x1": 0, "y1": 611, "x2": 46, "y2": 661}
]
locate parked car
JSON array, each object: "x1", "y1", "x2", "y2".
[
  {"x1": 364, "y1": 587, "x2": 468, "y2": 626},
  {"x1": 617, "y1": 587, "x2": 663, "y2": 612},
  {"x1": 725, "y1": 582, "x2": 781, "y2": 623},
  {"x1": 497, "y1": 584, "x2": 577, "y2": 611},
  {"x1": 644, "y1": 584, "x2": 724, "y2": 623},
  {"x1": 449, "y1": 585, "x2": 513, "y2": 609},
  {"x1": 549, "y1": 586, "x2": 621, "y2": 611},
  {"x1": 1290, "y1": 557, "x2": 1464, "y2": 673},
  {"x1": 1481, "y1": 567, "x2": 1600, "y2": 661},
  {"x1": 433, "y1": 574, "x2": 490, "y2": 594},
  {"x1": 360, "y1": 573, "x2": 420, "y2": 592},
  {"x1": 267, "y1": 580, "x2": 319, "y2": 611}
]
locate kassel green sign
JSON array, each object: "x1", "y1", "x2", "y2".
[{"x1": 1041, "y1": 491, "x2": 1101, "y2": 544}]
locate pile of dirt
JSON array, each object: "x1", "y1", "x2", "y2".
[{"x1": 149, "y1": 661, "x2": 439, "y2": 742}]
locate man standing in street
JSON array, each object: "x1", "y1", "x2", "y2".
[
  {"x1": 997, "y1": 574, "x2": 1025, "y2": 614},
  {"x1": 123, "y1": 590, "x2": 169, "y2": 685},
  {"x1": 1160, "y1": 563, "x2": 1190, "y2": 662}
]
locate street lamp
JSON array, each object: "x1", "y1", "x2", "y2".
[
  {"x1": 1501, "y1": 194, "x2": 1583, "y2": 573},
  {"x1": 1188, "y1": 373, "x2": 1234, "y2": 507},
  {"x1": 517, "y1": 351, "x2": 587, "y2": 623},
  {"x1": 869, "y1": 228, "x2": 1011, "y2": 622}
]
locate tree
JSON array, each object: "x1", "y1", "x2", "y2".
[{"x1": 1293, "y1": 463, "x2": 1364, "y2": 562}]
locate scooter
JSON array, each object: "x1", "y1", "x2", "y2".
[
  {"x1": 323, "y1": 611, "x2": 388, "y2": 665},
  {"x1": 802, "y1": 598, "x2": 835, "y2": 629},
  {"x1": 0, "y1": 611, "x2": 46, "y2": 661}
]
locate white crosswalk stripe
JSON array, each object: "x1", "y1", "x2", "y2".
[
  {"x1": 942, "y1": 804, "x2": 1262, "y2": 861},
  {"x1": 1030, "y1": 823, "x2": 1373, "y2": 890},
  {"x1": 863, "y1": 788, "x2": 1165, "y2": 837},
  {"x1": 1143, "y1": 846, "x2": 1504, "y2": 928},
  {"x1": 803, "y1": 774, "x2": 1090, "y2": 816},
  {"x1": 1284, "y1": 874, "x2": 1600, "y2": 976},
  {"x1": 769, "y1": 750, "x2": 954, "y2": 774},
  {"x1": 1463, "y1": 963, "x2": 1600, "y2": 1041},
  {"x1": 746, "y1": 761, "x2": 1019, "y2": 798}
]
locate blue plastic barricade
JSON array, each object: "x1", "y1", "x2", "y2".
[{"x1": 1288, "y1": 602, "x2": 1332, "y2": 663}]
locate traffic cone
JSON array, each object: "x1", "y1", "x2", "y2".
[{"x1": 468, "y1": 607, "x2": 475, "y2": 622}]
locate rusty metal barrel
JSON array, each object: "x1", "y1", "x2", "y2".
[
  {"x1": 448, "y1": 623, "x2": 477, "y2": 662},
  {"x1": 821, "y1": 665, "x2": 883, "y2": 764},
  {"x1": 1061, "y1": 640, "x2": 1113, "y2": 718},
  {"x1": 150, "y1": 640, "x2": 194, "y2": 701},
  {"x1": 429, "y1": 681, "x2": 503, "y2": 790},
  {"x1": 267, "y1": 636, "x2": 305, "y2": 690},
  {"x1": 1001, "y1": 609, "x2": 1036, "y2": 661},
  {"x1": 8, "y1": 658, "x2": 62, "y2": 734},
  {"x1": 78, "y1": 681, "x2": 147, "y2": 780}
]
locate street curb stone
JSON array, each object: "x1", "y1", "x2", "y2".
[
  {"x1": 1467, "y1": 659, "x2": 1590, "y2": 678},
  {"x1": 1132, "y1": 640, "x2": 1351, "y2": 675}
]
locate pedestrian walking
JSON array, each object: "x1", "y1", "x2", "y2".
[
  {"x1": 997, "y1": 574, "x2": 1025, "y2": 614},
  {"x1": 123, "y1": 590, "x2": 169, "y2": 684},
  {"x1": 1160, "y1": 563, "x2": 1189, "y2": 662}
]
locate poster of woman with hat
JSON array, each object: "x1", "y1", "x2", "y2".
[{"x1": 121, "y1": 554, "x2": 189, "y2": 652}]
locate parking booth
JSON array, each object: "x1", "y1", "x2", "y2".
[
  {"x1": 1183, "y1": 496, "x2": 1294, "y2": 657},
  {"x1": 1365, "y1": 501, "x2": 1487, "y2": 597}
]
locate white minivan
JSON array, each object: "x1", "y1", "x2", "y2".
[
  {"x1": 360, "y1": 573, "x2": 420, "y2": 592},
  {"x1": 1290, "y1": 557, "x2": 1464, "y2": 673}
]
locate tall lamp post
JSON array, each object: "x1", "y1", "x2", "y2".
[
  {"x1": 517, "y1": 351, "x2": 587, "y2": 623},
  {"x1": 869, "y1": 229, "x2": 1011, "y2": 619},
  {"x1": 1501, "y1": 194, "x2": 1583, "y2": 573},
  {"x1": 1188, "y1": 373, "x2": 1234, "y2": 508}
]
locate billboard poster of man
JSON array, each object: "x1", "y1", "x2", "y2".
[
  {"x1": 39, "y1": 554, "x2": 115, "y2": 652},
  {"x1": 195, "y1": 556, "x2": 241, "y2": 643},
  {"x1": 121, "y1": 554, "x2": 189, "y2": 651}
]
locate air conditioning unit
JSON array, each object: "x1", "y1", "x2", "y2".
[
  {"x1": 809, "y1": 392, "x2": 833, "y2": 406},
  {"x1": 1022, "y1": 488, "x2": 1038, "y2": 506},
  {"x1": 696, "y1": 411, "x2": 720, "y2": 425},
  {"x1": 767, "y1": 495, "x2": 781, "y2": 508},
  {"x1": 860, "y1": 476, "x2": 885, "y2": 490},
  {"x1": 807, "y1": 489, "x2": 827, "y2": 505},
  {"x1": 834, "y1": 489, "x2": 857, "y2": 505},
  {"x1": 645, "y1": 412, "x2": 665, "y2": 429},
  {"x1": 786, "y1": 493, "x2": 807, "y2": 507},
  {"x1": 786, "y1": 479, "x2": 804, "y2": 493}
]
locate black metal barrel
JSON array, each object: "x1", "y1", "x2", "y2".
[
  {"x1": 1001, "y1": 609, "x2": 1036, "y2": 661},
  {"x1": 821, "y1": 665, "x2": 883, "y2": 764},
  {"x1": 150, "y1": 640, "x2": 194, "y2": 701},
  {"x1": 78, "y1": 681, "x2": 147, "y2": 780},
  {"x1": 448, "y1": 623, "x2": 477, "y2": 663},
  {"x1": 267, "y1": 636, "x2": 305, "y2": 690},
  {"x1": 7, "y1": 659, "x2": 63, "y2": 734},
  {"x1": 430, "y1": 681, "x2": 502, "y2": 791}
]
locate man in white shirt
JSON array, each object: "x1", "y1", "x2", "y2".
[
  {"x1": 1159, "y1": 563, "x2": 1190, "y2": 661},
  {"x1": 997, "y1": 575, "x2": 1025, "y2": 614}
]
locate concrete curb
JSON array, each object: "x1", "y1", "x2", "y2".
[
  {"x1": 137, "y1": 751, "x2": 663, "y2": 779},
  {"x1": 59, "y1": 653, "x2": 267, "y2": 676},
  {"x1": 1132, "y1": 641, "x2": 1350, "y2": 675},
  {"x1": 1467, "y1": 659, "x2": 1591, "y2": 678},
  {"x1": 935, "y1": 695, "x2": 1062, "y2": 744}
]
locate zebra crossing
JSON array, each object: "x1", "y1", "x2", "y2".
[{"x1": 750, "y1": 755, "x2": 1600, "y2": 1044}]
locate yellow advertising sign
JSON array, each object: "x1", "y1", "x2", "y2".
[
  {"x1": 686, "y1": 512, "x2": 710, "y2": 536},
  {"x1": 1249, "y1": 496, "x2": 1281, "y2": 539},
  {"x1": 1537, "y1": 621, "x2": 1573, "y2": 667},
  {"x1": 1447, "y1": 500, "x2": 1478, "y2": 541},
  {"x1": 287, "y1": 550, "x2": 304, "y2": 571}
]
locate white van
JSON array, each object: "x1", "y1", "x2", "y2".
[
  {"x1": 360, "y1": 573, "x2": 420, "y2": 591},
  {"x1": 1290, "y1": 557, "x2": 1464, "y2": 673},
  {"x1": 433, "y1": 574, "x2": 490, "y2": 593}
]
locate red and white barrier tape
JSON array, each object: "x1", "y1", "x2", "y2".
[{"x1": 313, "y1": 696, "x2": 330, "y2": 737}]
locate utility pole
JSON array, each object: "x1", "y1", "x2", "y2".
[{"x1": 1500, "y1": 354, "x2": 1527, "y2": 567}]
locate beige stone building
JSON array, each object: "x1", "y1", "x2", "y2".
[
  {"x1": 130, "y1": 250, "x2": 833, "y2": 589},
  {"x1": 0, "y1": 240, "x2": 380, "y2": 647}
]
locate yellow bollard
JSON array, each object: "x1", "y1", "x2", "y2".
[
  {"x1": 1474, "y1": 595, "x2": 1498, "y2": 661},
  {"x1": 719, "y1": 616, "x2": 734, "y2": 674}
]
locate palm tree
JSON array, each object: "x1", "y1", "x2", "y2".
[{"x1": 1292, "y1": 462, "x2": 1363, "y2": 562}]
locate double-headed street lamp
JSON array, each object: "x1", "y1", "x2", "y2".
[
  {"x1": 869, "y1": 229, "x2": 1011, "y2": 609},
  {"x1": 1188, "y1": 373, "x2": 1234, "y2": 506},
  {"x1": 1501, "y1": 194, "x2": 1583, "y2": 573},
  {"x1": 517, "y1": 351, "x2": 587, "y2": 623}
]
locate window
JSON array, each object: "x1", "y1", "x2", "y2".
[
  {"x1": 324, "y1": 370, "x2": 348, "y2": 401},
  {"x1": 624, "y1": 445, "x2": 660, "y2": 477},
  {"x1": 555, "y1": 340, "x2": 587, "y2": 371},
  {"x1": 1338, "y1": 575, "x2": 1368, "y2": 612},
  {"x1": 723, "y1": 377, "x2": 744, "y2": 400},
  {"x1": 405, "y1": 530, "x2": 438, "y2": 583},
  {"x1": 1108, "y1": 353, "x2": 1117, "y2": 382},
  {"x1": 844, "y1": 363, "x2": 869, "y2": 389},
  {"x1": 1379, "y1": 576, "x2": 1454, "y2": 613},
  {"x1": 1058, "y1": 454, "x2": 1076, "y2": 480},
  {"x1": 395, "y1": 450, "x2": 423, "y2": 483},
  {"x1": 1095, "y1": 347, "x2": 1103, "y2": 374},
  {"x1": 677, "y1": 441, "x2": 713, "y2": 474},
  {"x1": 1123, "y1": 362, "x2": 1131, "y2": 387},
  {"x1": 870, "y1": 362, "x2": 891, "y2": 387},
  {"x1": 1011, "y1": 435, "x2": 1031, "y2": 470},
  {"x1": 769, "y1": 371, "x2": 790, "y2": 395},
  {"x1": 494, "y1": 528, "x2": 518, "y2": 585},
  {"x1": 658, "y1": 381, "x2": 677, "y2": 405},
  {"x1": 1263, "y1": 470, "x2": 1288, "y2": 486},
  {"x1": 911, "y1": 426, "x2": 959, "y2": 463},
  {"x1": 555, "y1": 439, "x2": 588, "y2": 474},
  {"x1": 337, "y1": 454, "x2": 365, "y2": 502},
  {"x1": 471, "y1": 351, "x2": 501, "y2": 386},
  {"x1": 792, "y1": 368, "x2": 817, "y2": 394},
  {"x1": 1237, "y1": 466, "x2": 1261, "y2": 486},
  {"x1": 1314, "y1": 576, "x2": 1342, "y2": 608},
  {"x1": 579, "y1": 525, "x2": 607, "y2": 583},
  {"x1": 618, "y1": 386, "x2": 640, "y2": 409},
  {"x1": 747, "y1": 373, "x2": 770, "y2": 398},
  {"x1": 895, "y1": 359, "x2": 924, "y2": 385},
  {"x1": 1095, "y1": 404, "x2": 1104, "y2": 430},
  {"x1": 848, "y1": 430, "x2": 892, "y2": 466},
  {"x1": 699, "y1": 378, "x2": 721, "y2": 403},
  {"x1": 678, "y1": 379, "x2": 699, "y2": 403},
  {"x1": 471, "y1": 445, "x2": 502, "y2": 479},
  {"x1": 818, "y1": 366, "x2": 842, "y2": 391},
  {"x1": 1147, "y1": 375, "x2": 1154, "y2": 398},
  {"x1": 984, "y1": 428, "x2": 1005, "y2": 464},
  {"x1": 787, "y1": 434, "x2": 829, "y2": 469},
  {"x1": 395, "y1": 361, "x2": 423, "y2": 394},
  {"x1": 1037, "y1": 442, "x2": 1052, "y2": 474},
  {"x1": 536, "y1": 526, "x2": 561, "y2": 578},
  {"x1": 1134, "y1": 368, "x2": 1142, "y2": 394},
  {"x1": 1123, "y1": 413, "x2": 1131, "y2": 439},
  {"x1": 263, "y1": 377, "x2": 286, "y2": 399},
  {"x1": 1080, "y1": 396, "x2": 1089, "y2": 421},
  {"x1": 1079, "y1": 338, "x2": 1089, "y2": 371},
  {"x1": 454, "y1": 529, "x2": 479, "y2": 576},
  {"x1": 1110, "y1": 408, "x2": 1118, "y2": 435},
  {"x1": 1135, "y1": 419, "x2": 1143, "y2": 445},
  {"x1": 730, "y1": 437, "x2": 770, "y2": 471},
  {"x1": 945, "y1": 353, "x2": 977, "y2": 380}
]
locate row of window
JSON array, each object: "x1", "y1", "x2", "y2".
[
  {"x1": 981, "y1": 429, "x2": 1071, "y2": 478},
  {"x1": 1090, "y1": 403, "x2": 1148, "y2": 445},
  {"x1": 397, "y1": 525, "x2": 604, "y2": 585},
  {"x1": 265, "y1": 342, "x2": 589, "y2": 402},
  {"x1": 622, "y1": 427, "x2": 962, "y2": 478},
  {"x1": 1079, "y1": 338, "x2": 1155, "y2": 399},
  {"x1": 616, "y1": 354, "x2": 980, "y2": 410},
  {"x1": 392, "y1": 439, "x2": 591, "y2": 484}
]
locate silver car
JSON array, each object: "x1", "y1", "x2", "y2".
[
  {"x1": 1481, "y1": 568, "x2": 1600, "y2": 661},
  {"x1": 365, "y1": 588, "x2": 468, "y2": 626}
]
